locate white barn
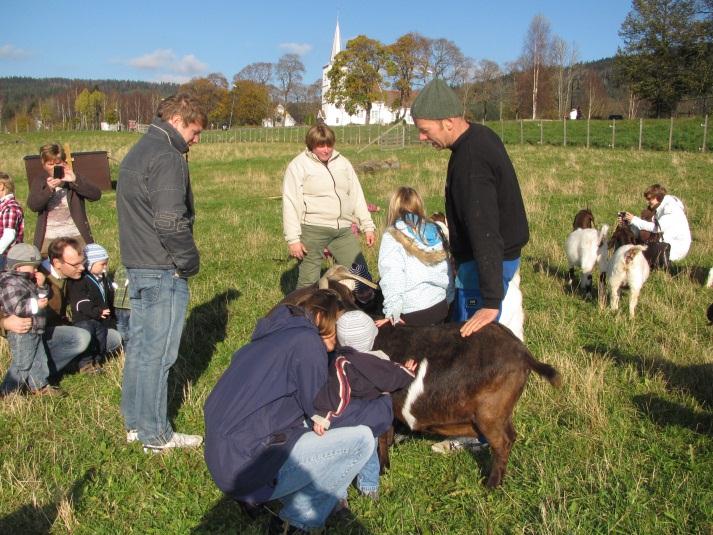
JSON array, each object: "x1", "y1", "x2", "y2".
[{"x1": 320, "y1": 21, "x2": 413, "y2": 126}]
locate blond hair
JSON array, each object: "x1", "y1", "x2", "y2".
[
  {"x1": 40, "y1": 143, "x2": 66, "y2": 164},
  {"x1": 0, "y1": 172, "x2": 14, "y2": 194},
  {"x1": 387, "y1": 186, "x2": 427, "y2": 227}
]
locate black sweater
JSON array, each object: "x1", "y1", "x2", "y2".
[
  {"x1": 67, "y1": 272, "x2": 115, "y2": 324},
  {"x1": 446, "y1": 123, "x2": 529, "y2": 308}
]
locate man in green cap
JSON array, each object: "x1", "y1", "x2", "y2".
[{"x1": 411, "y1": 78, "x2": 529, "y2": 343}]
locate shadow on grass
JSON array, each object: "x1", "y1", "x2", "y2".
[
  {"x1": 633, "y1": 394, "x2": 713, "y2": 436},
  {"x1": 0, "y1": 468, "x2": 96, "y2": 534},
  {"x1": 280, "y1": 262, "x2": 299, "y2": 296},
  {"x1": 668, "y1": 264, "x2": 711, "y2": 286},
  {"x1": 169, "y1": 289, "x2": 241, "y2": 421},
  {"x1": 584, "y1": 344, "x2": 713, "y2": 409},
  {"x1": 192, "y1": 494, "x2": 373, "y2": 534}
]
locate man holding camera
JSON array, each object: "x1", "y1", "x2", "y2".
[{"x1": 27, "y1": 143, "x2": 101, "y2": 256}]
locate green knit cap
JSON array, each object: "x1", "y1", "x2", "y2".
[{"x1": 411, "y1": 79, "x2": 462, "y2": 120}]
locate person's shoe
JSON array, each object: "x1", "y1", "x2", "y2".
[
  {"x1": 360, "y1": 489, "x2": 379, "y2": 501},
  {"x1": 126, "y1": 429, "x2": 138, "y2": 443},
  {"x1": 78, "y1": 362, "x2": 104, "y2": 375},
  {"x1": 266, "y1": 515, "x2": 313, "y2": 535},
  {"x1": 431, "y1": 436, "x2": 489, "y2": 454},
  {"x1": 30, "y1": 385, "x2": 64, "y2": 397},
  {"x1": 142, "y1": 432, "x2": 203, "y2": 453}
]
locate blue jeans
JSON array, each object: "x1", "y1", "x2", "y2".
[
  {"x1": 356, "y1": 438, "x2": 380, "y2": 494},
  {"x1": 73, "y1": 322, "x2": 122, "y2": 369},
  {"x1": 1, "y1": 332, "x2": 50, "y2": 393},
  {"x1": 270, "y1": 425, "x2": 374, "y2": 530},
  {"x1": 115, "y1": 308, "x2": 131, "y2": 344},
  {"x1": 121, "y1": 269, "x2": 189, "y2": 446},
  {"x1": 44, "y1": 325, "x2": 91, "y2": 376},
  {"x1": 451, "y1": 258, "x2": 521, "y2": 321}
]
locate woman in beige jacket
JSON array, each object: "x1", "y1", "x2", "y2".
[{"x1": 282, "y1": 125, "x2": 375, "y2": 288}]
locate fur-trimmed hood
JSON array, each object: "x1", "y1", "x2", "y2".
[{"x1": 387, "y1": 217, "x2": 447, "y2": 266}]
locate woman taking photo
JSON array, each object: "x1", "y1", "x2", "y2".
[{"x1": 203, "y1": 290, "x2": 374, "y2": 533}]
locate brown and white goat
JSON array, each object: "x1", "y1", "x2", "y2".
[
  {"x1": 565, "y1": 209, "x2": 609, "y2": 298},
  {"x1": 601, "y1": 223, "x2": 650, "y2": 317},
  {"x1": 280, "y1": 266, "x2": 561, "y2": 488}
]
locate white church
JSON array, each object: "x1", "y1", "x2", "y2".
[{"x1": 319, "y1": 21, "x2": 414, "y2": 126}]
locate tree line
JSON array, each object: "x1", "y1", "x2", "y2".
[{"x1": 1, "y1": 0, "x2": 710, "y2": 133}]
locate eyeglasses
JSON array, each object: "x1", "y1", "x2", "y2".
[{"x1": 62, "y1": 256, "x2": 85, "y2": 268}]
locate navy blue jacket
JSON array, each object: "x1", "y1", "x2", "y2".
[{"x1": 203, "y1": 305, "x2": 328, "y2": 503}]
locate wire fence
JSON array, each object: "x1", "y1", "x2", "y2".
[{"x1": 200, "y1": 116, "x2": 709, "y2": 153}]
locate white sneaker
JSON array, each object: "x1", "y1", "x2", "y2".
[
  {"x1": 127, "y1": 429, "x2": 138, "y2": 443},
  {"x1": 431, "y1": 437, "x2": 488, "y2": 454},
  {"x1": 143, "y1": 432, "x2": 203, "y2": 453}
]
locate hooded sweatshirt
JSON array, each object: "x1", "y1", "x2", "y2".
[
  {"x1": 203, "y1": 305, "x2": 328, "y2": 504},
  {"x1": 378, "y1": 214, "x2": 453, "y2": 322},
  {"x1": 630, "y1": 195, "x2": 691, "y2": 262}
]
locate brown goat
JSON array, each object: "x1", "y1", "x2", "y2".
[
  {"x1": 572, "y1": 208, "x2": 595, "y2": 230},
  {"x1": 372, "y1": 322, "x2": 560, "y2": 488}
]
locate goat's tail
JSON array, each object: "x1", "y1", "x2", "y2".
[
  {"x1": 525, "y1": 352, "x2": 562, "y2": 388},
  {"x1": 624, "y1": 245, "x2": 647, "y2": 265}
]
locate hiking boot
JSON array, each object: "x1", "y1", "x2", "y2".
[
  {"x1": 431, "y1": 436, "x2": 489, "y2": 454},
  {"x1": 142, "y1": 432, "x2": 203, "y2": 453},
  {"x1": 126, "y1": 429, "x2": 138, "y2": 443}
]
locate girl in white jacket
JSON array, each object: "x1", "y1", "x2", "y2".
[
  {"x1": 377, "y1": 187, "x2": 453, "y2": 326},
  {"x1": 622, "y1": 183, "x2": 692, "y2": 262}
]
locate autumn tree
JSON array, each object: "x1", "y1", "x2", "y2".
[
  {"x1": 616, "y1": 0, "x2": 698, "y2": 116},
  {"x1": 326, "y1": 35, "x2": 387, "y2": 125},
  {"x1": 234, "y1": 62, "x2": 273, "y2": 86},
  {"x1": 416, "y1": 38, "x2": 467, "y2": 85},
  {"x1": 387, "y1": 33, "x2": 429, "y2": 118},
  {"x1": 226, "y1": 80, "x2": 270, "y2": 125},
  {"x1": 275, "y1": 54, "x2": 305, "y2": 123},
  {"x1": 521, "y1": 14, "x2": 553, "y2": 119},
  {"x1": 179, "y1": 76, "x2": 228, "y2": 125}
]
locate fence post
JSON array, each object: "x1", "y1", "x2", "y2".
[
  {"x1": 610, "y1": 119, "x2": 616, "y2": 149},
  {"x1": 638, "y1": 118, "x2": 643, "y2": 150},
  {"x1": 500, "y1": 118, "x2": 504, "y2": 141},
  {"x1": 520, "y1": 120, "x2": 523, "y2": 144},
  {"x1": 669, "y1": 117, "x2": 674, "y2": 151},
  {"x1": 563, "y1": 119, "x2": 567, "y2": 147},
  {"x1": 539, "y1": 122, "x2": 543, "y2": 144},
  {"x1": 586, "y1": 117, "x2": 590, "y2": 149},
  {"x1": 702, "y1": 115, "x2": 708, "y2": 153}
]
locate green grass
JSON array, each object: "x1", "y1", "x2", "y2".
[{"x1": 0, "y1": 132, "x2": 712, "y2": 534}]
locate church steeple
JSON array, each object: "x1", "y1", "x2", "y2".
[{"x1": 330, "y1": 19, "x2": 341, "y2": 63}]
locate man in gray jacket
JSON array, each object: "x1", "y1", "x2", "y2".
[{"x1": 117, "y1": 94, "x2": 206, "y2": 452}]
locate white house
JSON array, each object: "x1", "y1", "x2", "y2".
[
  {"x1": 320, "y1": 21, "x2": 413, "y2": 126},
  {"x1": 262, "y1": 104, "x2": 296, "y2": 128}
]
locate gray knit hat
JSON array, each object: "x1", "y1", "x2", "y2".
[
  {"x1": 411, "y1": 79, "x2": 463, "y2": 120},
  {"x1": 84, "y1": 243, "x2": 109, "y2": 269},
  {"x1": 337, "y1": 310, "x2": 378, "y2": 352},
  {"x1": 6, "y1": 243, "x2": 42, "y2": 270}
]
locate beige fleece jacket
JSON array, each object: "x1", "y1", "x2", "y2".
[{"x1": 282, "y1": 149, "x2": 375, "y2": 244}]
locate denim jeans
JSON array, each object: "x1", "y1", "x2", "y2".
[
  {"x1": 1, "y1": 332, "x2": 50, "y2": 393},
  {"x1": 270, "y1": 425, "x2": 374, "y2": 530},
  {"x1": 356, "y1": 438, "x2": 380, "y2": 494},
  {"x1": 115, "y1": 308, "x2": 131, "y2": 344},
  {"x1": 44, "y1": 325, "x2": 91, "y2": 376},
  {"x1": 73, "y1": 322, "x2": 122, "y2": 369},
  {"x1": 121, "y1": 269, "x2": 189, "y2": 446}
]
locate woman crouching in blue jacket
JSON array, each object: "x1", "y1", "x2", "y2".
[{"x1": 203, "y1": 289, "x2": 375, "y2": 533}]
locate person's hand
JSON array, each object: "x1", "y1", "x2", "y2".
[
  {"x1": 37, "y1": 298, "x2": 49, "y2": 310},
  {"x1": 2, "y1": 315, "x2": 32, "y2": 334},
  {"x1": 375, "y1": 317, "x2": 404, "y2": 328},
  {"x1": 623, "y1": 212, "x2": 634, "y2": 223},
  {"x1": 34, "y1": 272, "x2": 46, "y2": 287},
  {"x1": 100, "y1": 308, "x2": 111, "y2": 319},
  {"x1": 288, "y1": 242, "x2": 307, "y2": 260},
  {"x1": 460, "y1": 308, "x2": 499, "y2": 337},
  {"x1": 365, "y1": 231, "x2": 376, "y2": 247},
  {"x1": 313, "y1": 422, "x2": 326, "y2": 436},
  {"x1": 46, "y1": 176, "x2": 63, "y2": 189},
  {"x1": 403, "y1": 359, "x2": 418, "y2": 373},
  {"x1": 61, "y1": 166, "x2": 76, "y2": 183}
]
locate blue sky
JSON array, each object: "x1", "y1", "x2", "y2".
[{"x1": 1, "y1": 1, "x2": 632, "y2": 85}]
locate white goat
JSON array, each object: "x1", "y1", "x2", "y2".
[
  {"x1": 606, "y1": 244, "x2": 650, "y2": 317},
  {"x1": 565, "y1": 224, "x2": 609, "y2": 298}
]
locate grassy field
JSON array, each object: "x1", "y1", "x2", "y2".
[{"x1": 0, "y1": 131, "x2": 712, "y2": 534}]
